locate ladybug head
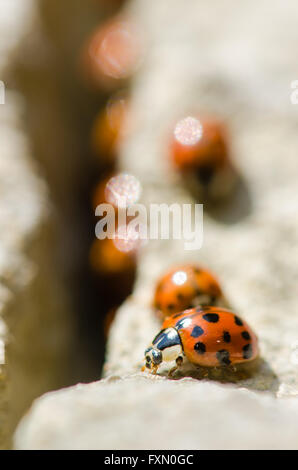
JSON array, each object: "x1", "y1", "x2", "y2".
[
  {"x1": 144, "y1": 327, "x2": 183, "y2": 371},
  {"x1": 144, "y1": 347, "x2": 162, "y2": 370}
]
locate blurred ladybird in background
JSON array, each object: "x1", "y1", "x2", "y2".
[
  {"x1": 89, "y1": 237, "x2": 136, "y2": 275},
  {"x1": 90, "y1": 173, "x2": 143, "y2": 325},
  {"x1": 92, "y1": 172, "x2": 142, "y2": 211},
  {"x1": 170, "y1": 115, "x2": 236, "y2": 201},
  {"x1": 90, "y1": 206, "x2": 145, "y2": 276},
  {"x1": 89, "y1": 237, "x2": 137, "y2": 320},
  {"x1": 91, "y1": 92, "x2": 130, "y2": 165},
  {"x1": 144, "y1": 307, "x2": 259, "y2": 376},
  {"x1": 82, "y1": 16, "x2": 142, "y2": 90},
  {"x1": 91, "y1": 173, "x2": 143, "y2": 274},
  {"x1": 154, "y1": 264, "x2": 227, "y2": 320}
]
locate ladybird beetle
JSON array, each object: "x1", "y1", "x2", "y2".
[
  {"x1": 144, "y1": 307, "x2": 258, "y2": 375},
  {"x1": 154, "y1": 264, "x2": 226, "y2": 319},
  {"x1": 93, "y1": 172, "x2": 141, "y2": 211},
  {"x1": 171, "y1": 116, "x2": 228, "y2": 174},
  {"x1": 82, "y1": 17, "x2": 142, "y2": 89},
  {"x1": 170, "y1": 116, "x2": 235, "y2": 200},
  {"x1": 91, "y1": 94, "x2": 129, "y2": 164},
  {"x1": 89, "y1": 238, "x2": 136, "y2": 275}
]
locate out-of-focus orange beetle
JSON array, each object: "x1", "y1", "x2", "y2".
[
  {"x1": 154, "y1": 264, "x2": 227, "y2": 320},
  {"x1": 91, "y1": 93, "x2": 130, "y2": 164},
  {"x1": 82, "y1": 16, "x2": 142, "y2": 90},
  {"x1": 170, "y1": 115, "x2": 236, "y2": 200}
]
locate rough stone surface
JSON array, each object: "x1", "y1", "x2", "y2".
[
  {"x1": 15, "y1": 0, "x2": 298, "y2": 449},
  {"x1": 14, "y1": 374, "x2": 298, "y2": 450}
]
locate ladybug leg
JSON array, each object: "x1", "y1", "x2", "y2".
[
  {"x1": 168, "y1": 356, "x2": 183, "y2": 378},
  {"x1": 196, "y1": 366, "x2": 208, "y2": 378},
  {"x1": 168, "y1": 366, "x2": 177, "y2": 377},
  {"x1": 152, "y1": 364, "x2": 158, "y2": 375},
  {"x1": 176, "y1": 356, "x2": 183, "y2": 367}
]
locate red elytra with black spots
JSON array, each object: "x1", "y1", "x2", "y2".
[
  {"x1": 154, "y1": 264, "x2": 224, "y2": 319},
  {"x1": 163, "y1": 307, "x2": 259, "y2": 367}
]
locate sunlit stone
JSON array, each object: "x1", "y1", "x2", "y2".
[{"x1": 106, "y1": 93, "x2": 128, "y2": 133}]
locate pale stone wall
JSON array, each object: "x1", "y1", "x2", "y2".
[
  {"x1": 14, "y1": 0, "x2": 298, "y2": 449},
  {"x1": 0, "y1": 0, "x2": 74, "y2": 447}
]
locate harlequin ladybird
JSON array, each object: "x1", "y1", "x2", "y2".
[
  {"x1": 171, "y1": 116, "x2": 228, "y2": 174},
  {"x1": 154, "y1": 264, "x2": 226, "y2": 319},
  {"x1": 82, "y1": 17, "x2": 142, "y2": 89},
  {"x1": 91, "y1": 94, "x2": 129, "y2": 164},
  {"x1": 89, "y1": 238, "x2": 136, "y2": 275},
  {"x1": 170, "y1": 116, "x2": 235, "y2": 200},
  {"x1": 144, "y1": 307, "x2": 258, "y2": 375}
]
